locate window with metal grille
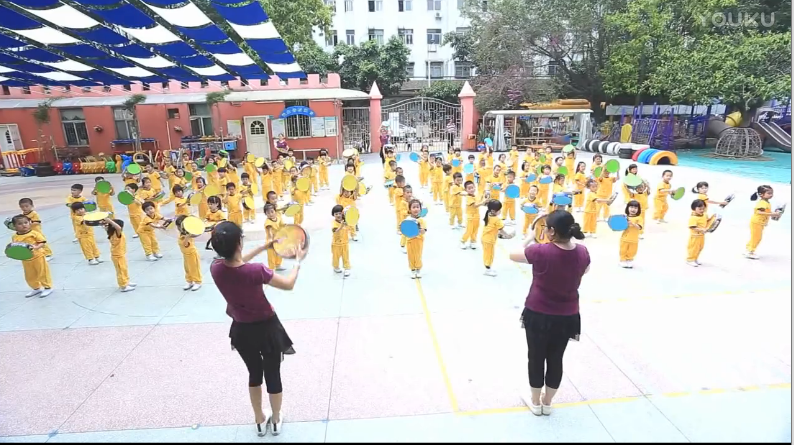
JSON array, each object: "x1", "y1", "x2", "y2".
[
  {"x1": 398, "y1": 29, "x2": 413, "y2": 45},
  {"x1": 368, "y1": 29, "x2": 384, "y2": 44},
  {"x1": 344, "y1": 0, "x2": 353, "y2": 11},
  {"x1": 367, "y1": 0, "x2": 382, "y2": 11},
  {"x1": 123, "y1": 84, "x2": 131, "y2": 91},
  {"x1": 398, "y1": 0, "x2": 412, "y2": 11},
  {"x1": 454, "y1": 61, "x2": 473, "y2": 78},
  {"x1": 113, "y1": 107, "x2": 136, "y2": 140},
  {"x1": 427, "y1": 0, "x2": 441, "y2": 10},
  {"x1": 60, "y1": 108, "x2": 89, "y2": 146},
  {"x1": 427, "y1": 29, "x2": 441, "y2": 44},
  {"x1": 180, "y1": 81, "x2": 188, "y2": 89},
  {"x1": 249, "y1": 120, "x2": 266, "y2": 135},
  {"x1": 429, "y1": 61, "x2": 444, "y2": 78},
  {"x1": 346, "y1": 29, "x2": 355, "y2": 45},
  {"x1": 284, "y1": 100, "x2": 311, "y2": 138},
  {"x1": 103, "y1": 85, "x2": 111, "y2": 92},
  {"x1": 547, "y1": 60, "x2": 559, "y2": 76},
  {"x1": 142, "y1": 82, "x2": 150, "y2": 91},
  {"x1": 406, "y1": 62, "x2": 415, "y2": 77},
  {"x1": 188, "y1": 103, "x2": 213, "y2": 137},
  {"x1": 326, "y1": 30, "x2": 338, "y2": 46},
  {"x1": 43, "y1": 86, "x2": 51, "y2": 95},
  {"x1": 324, "y1": 0, "x2": 336, "y2": 12},
  {"x1": 22, "y1": 86, "x2": 30, "y2": 94}
]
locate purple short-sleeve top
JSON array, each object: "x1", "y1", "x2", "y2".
[
  {"x1": 210, "y1": 261, "x2": 275, "y2": 323},
  {"x1": 524, "y1": 243, "x2": 590, "y2": 315}
]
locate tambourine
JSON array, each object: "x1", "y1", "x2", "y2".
[
  {"x1": 242, "y1": 196, "x2": 255, "y2": 210},
  {"x1": 452, "y1": 159, "x2": 461, "y2": 167},
  {"x1": 552, "y1": 193, "x2": 572, "y2": 206},
  {"x1": 189, "y1": 192, "x2": 204, "y2": 206},
  {"x1": 204, "y1": 221, "x2": 218, "y2": 233},
  {"x1": 272, "y1": 224, "x2": 310, "y2": 259},
  {"x1": 342, "y1": 148, "x2": 357, "y2": 158},
  {"x1": 538, "y1": 175, "x2": 553, "y2": 185},
  {"x1": 409, "y1": 152, "x2": 420, "y2": 162},
  {"x1": 118, "y1": 191, "x2": 135, "y2": 206},
  {"x1": 4, "y1": 217, "x2": 15, "y2": 231},
  {"x1": 5, "y1": 242, "x2": 33, "y2": 261},
  {"x1": 706, "y1": 214, "x2": 722, "y2": 233},
  {"x1": 246, "y1": 153, "x2": 256, "y2": 163},
  {"x1": 254, "y1": 157, "x2": 266, "y2": 168},
  {"x1": 524, "y1": 173, "x2": 537, "y2": 183},
  {"x1": 358, "y1": 182, "x2": 370, "y2": 196},
  {"x1": 605, "y1": 159, "x2": 620, "y2": 173},
  {"x1": 531, "y1": 214, "x2": 549, "y2": 244},
  {"x1": 383, "y1": 180, "x2": 395, "y2": 189},
  {"x1": 344, "y1": 206, "x2": 360, "y2": 226},
  {"x1": 464, "y1": 163, "x2": 475, "y2": 174},
  {"x1": 505, "y1": 184, "x2": 520, "y2": 199},
  {"x1": 522, "y1": 203, "x2": 539, "y2": 214},
  {"x1": 181, "y1": 216, "x2": 204, "y2": 237},
  {"x1": 607, "y1": 214, "x2": 629, "y2": 231},
  {"x1": 83, "y1": 201, "x2": 98, "y2": 212},
  {"x1": 606, "y1": 192, "x2": 618, "y2": 206},
  {"x1": 400, "y1": 218, "x2": 421, "y2": 238},
  {"x1": 418, "y1": 207, "x2": 428, "y2": 218},
  {"x1": 671, "y1": 187, "x2": 685, "y2": 200},
  {"x1": 95, "y1": 181, "x2": 112, "y2": 194},
  {"x1": 772, "y1": 203, "x2": 787, "y2": 221},
  {"x1": 184, "y1": 171, "x2": 193, "y2": 182},
  {"x1": 719, "y1": 194, "x2": 735, "y2": 208},
  {"x1": 498, "y1": 226, "x2": 516, "y2": 239},
  {"x1": 296, "y1": 178, "x2": 310, "y2": 192},
  {"x1": 342, "y1": 175, "x2": 358, "y2": 192},
  {"x1": 151, "y1": 191, "x2": 166, "y2": 202},
  {"x1": 84, "y1": 211, "x2": 109, "y2": 226},
  {"x1": 126, "y1": 164, "x2": 142, "y2": 175},
  {"x1": 284, "y1": 203, "x2": 302, "y2": 217}
]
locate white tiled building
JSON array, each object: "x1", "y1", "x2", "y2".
[{"x1": 315, "y1": 0, "x2": 475, "y2": 82}]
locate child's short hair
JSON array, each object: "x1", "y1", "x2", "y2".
[
  {"x1": 464, "y1": 180, "x2": 474, "y2": 188},
  {"x1": 174, "y1": 215, "x2": 187, "y2": 230},
  {"x1": 389, "y1": 160, "x2": 397, "y2": 167},
  {"x1": 468, "y1": 154, "x2": 475, "y2": 160},
  {"x1": 141, "y1": 177, "x2": 152, "y2": 184},
  {"x1": 142, "y1": 201, "x2": 155, "y2": 212},
  {"x1": 395, "y1": 175, "x2": 405, "y2": 184},
  {"x1": 691, "y1": 199, "x2": 706, "y2": 210},
  {"x1": 12, "y1": 214, "x2": 31, "y2": 225},
  {"x1": 332, "y1": 204, "x2": 344, "y2": 215},
  {"x1": 662, "y1": 169, "x2": 673, "y2": 176},
  {"x1": 70, "y1": 202, "x2": 85, "y2": 212},
  {"x1": 506, "y1": 170, "x2": 516, "y2": 178},
  {"x1": 453, "y1": 172, "x2": 463, "y2": 180},
  {"x1": 692, "y1": 181, "x2": 708, "y2": 193},
  {"x1": 408, "y1": 198, "x2": 422, "y2": 210},
  {"x1": 625, "y1": 200, "x2": 642, "y2": 216},
  {"x1": 442, "y1": 164, "x2": 452, "y2": 173},
  {"x1": 554, "y1": 174, "x2": 565, "y2": 182},
  {"x1": 541, "y1": 165, "x2": 551, "y2": 172},
  {"x1": 225, "y1": 182, "x2": 236, "y2": 189},
  {"x1": 264, "y1": 203, "x2": 276, "y2": 214},
  {"x1": 266, "y1": 191, "x2": 277, "y2": 200},
  {"x1": 218, "y1": 167, "x2": 227, "y2": 173},
  {"x1": 240, "y1": 173, "x2": 250, "y2": 180},
  {"x1": 586, "y1": 179, "x2": 597, "y2": 188},
  {"x1": 95, "y1": 176, "x2": 105, "y2": 182},
  {"x1": 127, "y1": 183, "x2": 139, "y2": 191},
  {"x1": 71, "y1": 184, "x2": 83, "y2": 191},
  {"x1": 404, "y1": 184, "x2": 412, "y2": 192},
  {"x1": 172, "y1": 184, "x2": 184, "y2": 194},
  {"x1": 18, "y1": 198, "x2": 33, "y2": 206}
]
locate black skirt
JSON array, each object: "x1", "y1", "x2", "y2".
[
  {"x1": 229, "y1": 313, "x2": 295, "y2": 355},
  {"x1": 520, "y1": 307, "x2": 581, "y2": 340}
]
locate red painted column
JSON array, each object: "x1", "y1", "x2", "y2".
[
  {"x1": 369, "y1": 81, "x2": 382, "y2": 154},
  {"x1": 458, "y1": 81, "x2": 477, "y2": 151}
]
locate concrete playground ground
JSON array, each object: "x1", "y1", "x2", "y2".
[{"x1": 0, "y1": 151, "x2": 791, "y2": 443}]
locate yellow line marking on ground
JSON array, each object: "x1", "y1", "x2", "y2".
[
  {"x1": 415, "y1": 280, "x2": 459, "y2": 412},
  {"x1": 455, "y1": 383, "x2": 790, "y2": 417}
]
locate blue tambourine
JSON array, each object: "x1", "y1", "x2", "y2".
[
  {"x1": 484, "y1": 137, "x2": 493, "y2": 147},
  {"x1": 552, "y1": 193, "x2": 572, "y2": 206},
  {"x1": 395, "y1": 153, "x2": 402, "y2": 162},
  {"x1": 463, "y1": 163, "x2": 475, "y2": 174},
  {"x1": 419, "y1": 207, "x2": 428, "y2": 217},
  {"x1": 538, "y1": 175, "x2": 553, "y2": 184},
  {"x1": 400, "y1": 219, "x2": 420, "y2": 238},
  {"x1": 409, "y1": 152, "x2": 420, "y2": 162},
  {"x1": 524, "y1": 173, "x2": 537, "y2": 183},
  {"x1": 451, "y1": 159, "x2": 461, "y2": 167},
  {"x1": 522, "y1": 203, "x2": 539, "y2": 214},
  {"x1": 491, "y1": 184, "x2": 502, "y2": 191},
  {"x1": 505, "y1": 184, "x2": 520, "y2": 199},
  {"x1": 607, "y1": 214, "x2": 629, "y2": 231}
]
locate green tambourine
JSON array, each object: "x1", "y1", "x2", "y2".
[
  {"x1": 671, "y1": 187, "x2": 685, "y2": 200},
  {"x1": 126, "y1": 164, "x2": 142, "y2": 175},
  {"x1": 593, "y1": 166, "x2": 603, "y2": 177},
  {"x1": 95, "y1": 181, "x2": 112, "y2": 194},
  {"x1": 205, "y1": 163, "x2": 217, "y2": 173},
  {"x1": 118, "y1": 191, "x2": 135, "y2": 206},
  {"x1": 184, "y1": 171, "x2": 193, "y2": 182},
  {"x1": 5, "y1": 242, "x2": 33, "y2": 261},
  {"x1": 557, "y1": 166, "x2": 568, "y2": 176}
]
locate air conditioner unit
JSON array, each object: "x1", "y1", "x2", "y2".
[
  {"x1": 435, "y1": 11, "x2": 442, "y2": 19},
  {"x1": 428, "y1": 44, "x2": 438, "y2": 52}
]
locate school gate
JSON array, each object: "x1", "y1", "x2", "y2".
[
  {"x1": 380, "y1": 97, "x2": 462, "y2": 153},
  {"x1": 341, "y1": 106, "x2": 371, "y2": 154}
]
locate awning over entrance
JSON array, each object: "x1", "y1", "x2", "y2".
[{"x1": 0, "y1": 0, "x2": 303, "y2": 87}]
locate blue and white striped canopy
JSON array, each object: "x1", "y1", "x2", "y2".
[{"x1": 0, "y1": 0, "x2": 304, "y2": 87}]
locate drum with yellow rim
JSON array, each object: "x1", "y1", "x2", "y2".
[
  {"x1": 204, "y1": 184, "x2": 221, "y2": 197},
  {"x1": 181, "y1": 216, "x2": 204, "y2": 237},
  {"x1": 246, "y1": 153, "x2": 255, "y2": 163},
  {"x1": 284, "y1": 203, "x2": 301, "y2": 217},
  {"x1": 341, "y1": 174, "x2": 358, "y2": 192},
  {"x1": 254, "y1": 157, "x2": 266, "y2": 168},
  {"x1": 84, "y1": 211, "x2": 109, "y2": 226},
  {"x1": 344, "y1": 206, "x2": 360, "y2": 226},
  {"x1": 272, "y1": 224, "x2": 310, "y2": 259},
  {"x1": 531, "y1": 214, "x2": 550, "y2": 244},
  {"x1": 189, "y1": 192, "x2": 204, "y2": 205},
  {"x1": 358, "y1": 182, "x2": 368, "y2": 196},
  {"x1": 242, "y1": 196, "x2": 255, "y2": 210},
  {"x1": 283, "y1": 160, "x2": 294, "y2": 171},
  {"x1": 296, "y1": 177, "x2": 310, "y2": 192},
  {"x1": 342, "y1": 148, "x2": 356, "y2": 158}
]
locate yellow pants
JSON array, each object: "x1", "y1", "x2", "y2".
[
  {"x1": 653, "y1": 199, "x2": 668, "y2": 220},
  {"x1": 419, "y1": 169, "x2": 428, "y2": 187},
  {"x1": 503, "y1": 201, "x2": 515, "y2": 221},
  {"x1": 111, "y1": 255, "x2": 129, "y2": 288},
  {"x1": 598, "y1": 201, "x2": 611, "y2": 219},
  {"x1": 22, "y1": 256, "x2": 52, "y2": 290},
  {"x1": 129, "y1": 214, "x2": 143, "y2": 235},
  {"x1": 139, "y1": 231, "x2": 159, "y2": 256},
  {"x1": 639, "y1": 213, "x2": 646, "y2": 235},
  {"x1": 443, "y1": 191, "x2": 450, "y2": 212},
  {"x1": 32, "y1": 227, "x2": 53, "y2": 256},
  {"x1": 400, "y1": 234, "x2": 407, "y2": 247},
  {"x1": 482, "y1": 242, "x2": 496, "y2": 267},
  {"x1": 619, "y1": 241, "x2": 639, "y2": 261},
  {"x1": 229, "y1": 211, "x2": 243, "y2": 227},
  {"x1": 746, "y1": 223, "x2": 764, "y2": 252},
  {"x1": 687, "y1": 235, "x2": 705, "y2": 262},
  {"x1": 267, "y1": 248, "x2": 282, "y2": 270},
  {"x1": 462, "y1": 217, "x2": 480, "y2": 243},
  {"x1": 332, "y1": 244, "x2": 350, "y2": 269},
  {"x1": 273, "y1": 179, "x2": 283, "y2": 197},
  {"x1": 396, "y1": 211, "x2": 404, "y2": 231},
  {"x1": 293, "y1": 209, "x2": 304, "y2": 225},
  {"x1": 183, "y1": 252, "x2": 202, "y2": 283},
  {"x1": 244, "y1": 207, "x2": 256, "y2": 221},
  {"x1": 312, "y1": 176, "x2": 319, "y2": 193},
  {"x1": 432, "y1": 182, "x2": 442, "y2": 202},
  {"x1": 583, "y1": 212, "x2": 597, "y2": 234},
  {"x1": 523, "y1": 213, "x2": 538, "y2": 235},
  {"x1": 406, "y1": 238, "x2": 423, "y2": 270},
  {"x1": 449, "y1": 206, "x2": 463, "y2": 225},
  {"x1": 319, "y1": 169, "x2": 329, "y2": 187},
  {"x1": 574, "y1": 191, "x2": 585, "y2": 208},
  {"x1": 78, "y1": 236, "x2": 100, "y2": 260}
]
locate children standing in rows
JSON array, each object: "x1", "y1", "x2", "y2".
[
  {"x1": 11, "y1": 214, "x2": 53, "y2": 298},
  {"x1": 104, "y1": 218, "x2": 136, "y2": 292},
  {"x1": 331, "y1": 205, "x2": 352, "y2": 277},
  {"x1": 619, "y1": 201, "x2": 643, "y2": 268},
  {"x1": 18, "y1": 198, "x2": 53, "y2": 260}
]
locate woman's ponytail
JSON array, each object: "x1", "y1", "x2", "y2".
[{"x1": 569, "y1": 222, "x2": 585, "y2": 240}]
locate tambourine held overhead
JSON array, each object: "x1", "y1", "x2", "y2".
[
  {"x1": 342, "y1": 175, "x2": 358, "y2": 192},
  {"x1": 83, "y1": 211, "x2": 109, "y2": 226}
]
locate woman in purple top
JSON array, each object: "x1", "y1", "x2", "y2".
[
  {"x1": 378, "y1": 127, "x2": 391, "y2": 165},
  {"x1": 509, "y1": 210, "x2": 590, "y2": 416},
  {"x1": 275, "y1": 133, "x2": 289, "y2": 155},
  {"x1": 209, "y1": 222, "x2": 306, "y2": 437}
]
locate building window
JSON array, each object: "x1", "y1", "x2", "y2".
[
  {"x1": 344, "y1": 0, "x2": 353, "y2": 11},
  {"x1": 399, "y1": 0, "x2": 412, "y2": 11},
  {"x1": 326, "y1": 30, "x2": 338, "y2": 46},
  {"x1": 188, "y1": 103, "x2": 213, "y2": 137},
  {"x1": 427, "y1": 28, "x2": 441, "y2": 44},
  {"x1": 324, "y1": 0, "x2": 336, "y2": 12},
  {"x1": 283, "y1": 100, "x2": 311, "y2": 137},
  {"x1": 161, "y1": 81, "x2": 169, "y2": 90},
  {"x1": 260, "y1": 78, "x2": 269, "y2": 86},
  {"x1": 368, "y1": 0, "x2": 383, "y2": 11},
  {"x1": 398, "y1": 29, "x2": 413, "y2": 45},
  {"x1": 43, "y1": 86, "x2": 51, "y2": 95},
  {"x1": 547, "y1": 60, "x2": 559, "y2": 76},
  {"x1": 454, "y1": 61, "x2": 473, "y2": 79},
  {"x1": 368, "y1": 29, "x2": 384, "y2": 44},
  {"x1": 346, "y1": 29, "x2": 355, "y2": 45},
  {"x1": 221, "y1": 80, "x2": 229, "y2": 87},
  {"x1": 140, "y1": 82, "x2": 149, "y2": 91},
  {"x1": 60, "y1": 108, "x2": 89, "y2": 146},
  {"x1": 200, "y1": 80, "x2": 209, "y2": 88},
  {"x1": 63, "y1": 85, "x2": 71, "y2": 92},
  {"x1": 456, "y1": 27, "x2": 470, "y2": 34},
  {"x1": 406, "y1": 62, "x2": 415, "y2": 77},
  {"x1": 180, "y1": 81, "x2": 189, "y2": 89},
  {"x1": 427, "y1": 0, "x2": 441, "y2": 10},
  {"x1": 429, "y1": 61, "x2": 444, "y2": 78},
  {"x1": 103, "y1": 85, "x2": 111, "y2": 92},
  {"x1": 123, "y1": 84, "x2": 131, "y2": 91},
  {"x1": 113, "y1": 107, "x2": 136, "y2": 140},
  {"x1": 22, "y1": 86, "x2": 31, "y2": 95},
  {"x1": 167, "y1": 108, "x2": 179, "y2": 119}
]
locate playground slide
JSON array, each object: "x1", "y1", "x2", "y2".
[
  {"x1": 752, "y1": 122, "x2": 792, "y2": 153},
  {"x1": 706, "y1": 118, "x2": 732, "y2": 139}
]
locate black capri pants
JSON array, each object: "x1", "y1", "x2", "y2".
[
  {"x1": 237, "y1": 347, "x2": 283, "y2": 393},
  {"x1": 229, "y1": 314, "x2": 294, "y2": 394},
  {"x1": 521, "y1": 308, "x2": 580, "y2": 389}
]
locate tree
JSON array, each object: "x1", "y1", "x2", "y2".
[
  {"x1": 442, "y1": 31, "x2": 475, "y2": 63},
  {"x1": 333, "y1": 37, "x2": 410, "y2": 96},
  {"x1": 419, "y1": 81, "x2": 462, "y2": 103},
  {"x1": 293, "y1": 41, "x2": 338, "y2": 76},
  {"x1": 122, "y1": 94, "x2": 147, "y2": 152},
  {"x1": 206, "y1": 90, "x2": 231, "y2": 136},
  {"x1": 32, "y1": 99, "x2": 55, "y2": 150}
]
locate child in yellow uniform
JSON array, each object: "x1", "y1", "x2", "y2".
[
  {"x1": 289, "y1": 170, "x2": 307, "y2": 225},
  {"x1": 449, "y1": 173, "x2": 465, "y2": 228},
  {"x1": 70, "y1": 202, "x2": 102, "y2": 265},
  {"x1": 173, "y1": 215, "x2": 202, "y2": 291},
  {"x1": 521, "y1": 185, "x2": 541, "y2": 239},
  {"x1": 173, "y1": 168, "x2": 188, "y2": 189},
  {"x1": 564, "y1": 151, "x2": 576, "y2": 185},
  {"x1": 464, "y1": 154, "x2": 477, "y2": 184},
  {"x1": 11, "y1": 214, "x2": 53, "y2": 298},
  {"x1": 482, "y1": 200, "x2": 508, "y2": 277},
  {"x1": 442, "y1": 165, "x2": 454, "y2": 213},
  {"x1": 18, "y1": 198, "x2": 53, "y2": 259},
  {"x1": 746, "y1": 185, "x2": 782, "y2": 259},
  {"x1": 66, "y1": 184, "x2": 86, "y2": 242},
  {"x1": 419, "y1": 149, "x2": 431, "y2": 188},
  {"x1": 228, "y1": 162, "x2": 241, "y2": 187},
  {"x1": 431, "y1": 157, "x2": 445, "y2": 205},
  {"x1": 337, "y1": 189, "x2": 359, "y2": 242},
  {"x1": 92, "y1": 176, "x2": 115, "y2": 215},
  {"x1": 653, "y1": 170, "x2": 673, "y2": 223},
  {"x1": 260, "y1": 163, "x2": 274, "y2": 200},
  {"x1": 171, "y1": 185, "x2": 190, "y2": 217},
  {"x1": 204, "y1": 196, "x2": 226, "y2": 259},
  {"x1": 686, "y1": 199, "x2": 709, "y2": 266},
  {"x1": 475, "y1": 158, "x2": 490, "y2": 196},
  {"x1": 272, "y1": 159, "x2": 285, "y2": 197},
  {"x1": 451, "y1": 149, "x2": 464, "y2": 176},
  {"x1": 144, "y1": 164, "x2": 164, "y2": 195},
  {"x1": 216, "y1": 168, "x2": 230, "y2": 198},
  {"x1": 194, "y1": 177, "x2": 210, "y2": 220},
  {"x1": 225, "y1": 182, "x2": 243, "y2": 227},
  {"x1": 318, "y1": 150, "x2": 331, "y2": 189},
  {"x1": 502, "y1": 171, "x2": 518, "y2": 225},
  {"x1": 385, "y1": 160, "x2": 398, "y2": 205},
  {"x1": 104, "y1": 218, "x2": 136, "y2": 292},
  {"x1": 519, "y1": 161, "x2": 532, "y2": 198},
  {"x1": 622, "y1": 164, "x2": 639, "y2": 204},
  {"x1": 138, "y1": 202, "x2": 166, "y2": 261},
  {"x1": 596, "y1": 168, "x2": 619, "y2": 220},
  {"x1": 125, "y1": 183, "x2": 144, "y2": 239},
  {"x1": 263, "y1": 203, "x2": 286, "y2": 271},
  {"x1": 137, "y1": 177, "x2": 158, "y2": 212},
  {"x1": 239, "y1": 173, "x2": 255, "y2": 223},
  {"x1": 692, "y1": 181, "x2": 729, "y2": 217},
  {"x1": 536, "y1": 165, "x2": 552, "y2": 207},
  {"x1": 243, "y1": 158, "x2": 258, "y2": 190},
  {"x1": 404, "y1": 199, "x2": 427, "y2": 279},
  {"x1": 331, "y1": 205, "x2": 352, "y2": 277},
  {"x1": 122, "y1": 170, "x2": 139, "y2": 187},
  {"x1": 393, "y1": 175, "x2": 406, "y2": 233},
  {"x1": 509, "y1": 146, "x2": 520, "y2": 173},
  {"x1": 590, "y1": 154, "x2": 603, "y2": 176},
  {"x1": 619, "y1": 201, "x2": 643, "y2": 268},
  {"x1": 398, "y1": 185, "x2": 413, "y2": 252},
  {"x1": 164, "y1": 160, "x2": 177, "y2": 193},
  {"x1": 629, "y1": 182, "x2": 649, "y2": 239},
  {"x1": 573, "y1": 162, "x2": 587, "y2": 211},
  {"x1": 308, "y1": 158, "x2": 320, "y2": 196},
  {"x1": 549, "y1": 174, "x2": 569, "y2": 213},
  {"x1": 461, "y1": 180, "x2": 485, "y2": 249},
  {"x1": 300, "y1": 164, "x2": 315, "y2": 205},
  {"x1": 582, "y1": 180, "x2": 606, "y2": 238}
]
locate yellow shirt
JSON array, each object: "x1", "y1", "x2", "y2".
[
  {"x1": 631, "y1": 191, "x2": 649, "y2": 210},
  {"x1": 148, "y1": 171, "x2": 163, "y2": 192},
  {"x1": 621, "y1": 215, "x2": 642, "y2": 243},
  {"x1": 128, "y1": 192, "x2": 144, "y2": 216},
  {"x1": 71, "y1": 214, "x2": 94, "y2": 239},
  {"x1": 406, "y1": 217, "x2": 426, "y2": 242},
  {"x1": 574, "y1": 172, "x2": 587, "y2": 191},
  {"x1": 481, "y1": 215, "x2": 504, "y2": 244},
  {"x1": 109, "y1": 232, "x2": 127, "y2": 257},
  {"x1": 23, "y1": 210, "x2": 43, "y2": 232},
  {"x1": 138, "y1": 214, "x2": 162, "y2": 234},
  {"x1": 697, "y1": 193, "x2": 709, "y2": 213},
  {"x1": 655, "y1": 182, "x2": 671, "y2": 202},
  {"x1": 465, "y1": 195, "x2": 479, "y2": 219},
  {"x1": 12, "y1": 230, "x2": 46, "y2": 260},
  {"x1": 751, "y1": 200, "x2": 772, "y2": 226},
  {"x1": 337, "y1": 195, "x2": 356, "y2": 209},
  {"x1": 597, "y1": 176, "x2": 616, "y2": 198},
  {"x1": 332, "y1": 220, "x2": 349, "y2": 245},
  {"x1": 291, "y1": 188, "x2": 308, "y2": 206},
  {"x1": 206, "y1": 210, "x2": 225, "y2": 223},
  {"x1": 165, "y1": 166, "x2": 177, "y2": 187},
  {"x1": 394, "y1": 187, "x2": 404, "y2": 206},
  {"x1": 590, "y1": 163, "x2": 601, "y2": 175},
  {"x1": 264, "y1": 216, "x2": 283, "y2": 240},
  {"x1": 174, "y1": 197, "x2": 190, "y2": 216},
  {"x1": 688, "y1": 213, "x2": 708, "y2": 237},
  {"x1": 449, "y1": 184, "x2": 463, "y2": 208},
  {"x1": 564, "y1": 157, "x2": 575, "y2": 174},
  {"x1": 124, "y1": 176, "x2": 138, "y2": 186},
  {"x1": 178, "y1": 234, "x2": 199, "y2": 256},
  {"x1": 227, "y1": 194, "x2": 242, "y2": 215},
  {"x1": 138, "y1": 188, "x2": 155, "y2": 202},
  {"x1": 66, "y1": 195, "x2": 85, "y2": 206},
  {"x1": 584, "y1": 191, "x2": 598, "y2": 213},
  {"x1": 503, "y1": 182, "x2": 517, "y2": 204},
  {"x1": 384, "y1": 170, "x2": 396, "y2": 184},
  {"x1": 228, "y1": 168, "x2": 240, "y2": 186},
  {"x1": 432, "y1": 167, "x2": 444, "y2": 184},
  {"x1": 398, "y1": 199, "x2": 409, "y2": 221}
]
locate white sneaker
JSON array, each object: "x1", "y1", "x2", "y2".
[
  {"x1": 343, "y1": 269, "x2": 351, "y2": 277},
  {"x1": 686, "y1": 261, "x2": 699, "y2": 267},
  {"x1": 25, "y1": 288, "x2": 42, "y2": 298},
  {"x1": 402, "y1": 246, "x2": 407, "y2": 254},
  {"x1": 334, "y1": 268, "x2": 342, "y2": 273},
  {"x1": 626, "y1": 261, "x2": 634, "y2": 269},
  {"x1": 659, "y1": 219, "x2": 668, "y2": 223},
  {"x1": 589, "y1": 233, "x2": 597, "y2": 239},
  {"x1": 191, "y1": 283, "x2": 202, "y2": 291},
  {"x1": 183, "y1": 282, "x2": 193, "y2": 290},
  {"x1": 72, "y1": 238, "x2": 78, "y2": 243},
  {"x1": 132, "y1": 234, "x2": 139, "y2": 238},
  {"x1": 695, "y1": 260, "x2": 702, "y2": 265},
  {"x1": 45, "y1": 256, "x2": 53, "y2": 262},
  {"x1": 88, "y1": 259, "x2": 99, "y2": 265},
  {"x1": 460, "y1": 242, "x2": 468, "y2": 249},
  {"x1": 639, "y1": 235, "x2": 644, "y2": 240},
  {"x1": 484, "y1": 269, "x2": 497, "y2": 277},
  {"x1": 620, "y1": 262, "x2": 628, "y2": 268},
  {"x1": 745, "y1": 251, "x2": 759, "y2": 259},
  {"x1": 469, "y1": 242, "x2": 477, "y2": 249},
  {"x1": 121, "y1": 285, "x2": 136, "y2": 292},
  {"x1": 128, "y1": 282, "x2": 137, "y2": 287},
  {"x1": 520, "y1": 391, "x2": 543, "y2": 416},
  {"x1": 411, "y1": 270, "x2": 417, "y2": 279},
  {"x1": 147, "y1": 255, "x2": 158, "y2": 262},
  {"x1": 415, "y1": 269, "x2": 421, "y2": 278},
  {"x1": 270, "y1": 411, "x2": 284, "y2": 436},
  {"x1": 39, "y1": 288, "x2": 53, "y2": 298},
  {"x1": 352, "y1": 235, "x2": 359, "y2": 242},
  {"x1": 153, "y1": 252, "x2": 163, "y2": 259},
  {"x1": 95, "y1": 258, "x2": 104, "y2": 263},
  {"x1": 541, "y1": 403, "x2": 553, "y2": 416}
]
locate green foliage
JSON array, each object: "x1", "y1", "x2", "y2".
[
  {"x1": 333, "y1": 37, "x2": 410, "y2": 96},
  {"x1": 122, "y1": 94, "x2": 146, "y2": 112},
  {"x1": 419, "y1": 81, "x2": 463, "y2": 103},
  {"x1": 205, "y1": 90, "x2": 230, "y2": 108},
  {"x1": 443, "y1": 31, "x2": 475, "y2": 62},
  {"x1": 294, "y1": 41, "x2": 338, "y2": 76},
  {"x1": 32, "y1": 101, "x2": 52, "y2": 125}
]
